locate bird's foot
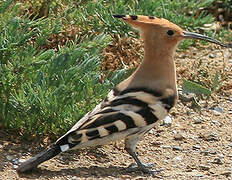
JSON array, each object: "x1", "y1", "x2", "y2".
[
  {"x1": 128, "y1": 162, "x2": 155, "y2": 169},
  {"x1": 127, "y1": 162, "x2": 162, "y2": 174}
]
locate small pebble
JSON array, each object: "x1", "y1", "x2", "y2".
[
  {"x1": 186, "y1": 110, "x2": 194, "y2": 116},
  {"x1": 218, "y1": 154, "x2": 224, "y2": 158},
  {"x1": 148, "y1": 128, "x2": 156, "y2": 134},
  {"x1": 221, "y1": 171, "x2": 231, "y2": 176},
  {"x1": 209, "y1": 54, "x2": 215, "y2": 58},
  {"x1": 193, "y1": 145, "x2": 201, "y2": 150},
  {"x1": 212, "y1": 110, "x2": 221, "y2": 115},
  {"x1": 161, "y1": 145, "x2": 171, "y2": 149},
  {"x1": 162, "y1": 116, "x2": 172, "y2": 126},
  {"x1": 228, "y1": 98, "x2": 232, "y2": 102},
  {"x1": 211, "y1": 120, "x2": 221, "y2": 126},
  {"x1": 173, "y1": 145, "x2": 183, "y2": 151},
  {"x1": 19, "y1": 159, "x2": 25, "y2": 163},
  {"x1": 172, "y1": 130, "x2": 177, "y2": 134},
  {"x1": 228, "y1": 59, "x2": 232, "y2": 63},
  {"x1": 164, "y1": 160, "x2": 169, "y2": 163},
  {"x1": 193, "y1": 117, "x2": 202, "y2": 124},
  {"x1": 13, "y1": 165, "x2": 18, "y2": 169},
  {"x1": 6, "y1": 155, "x2": 14, "y2": 161},
  {"x1": 201, "y1": 150, "x2": 217, "y2": 155},
  {"x1": 209, "y1": 150, "x2": 217, "y2": 155},
  {"x1": 72, "y1": 176, "x2": 77, "y2": 180},
  {"x1": 214, "y1": 107, "x2": 224, "y2": 113},
  {"x1": 174, "y1": 134, "x2": 184, "y2": 141},
  {"x1": 173, "y1": 155, "x2": 183, "y2": 162},
  {"x1": 228, "y1": 143, "x2": 232, "y2": 147},
  {"x1": 134, "y1": 176, "x2": 149, "y2": 180},
  {"x1": 200, "y1": 150, "x2": 210, "y2": 155},
  {"x1": 212, "y1": 157, "x2": 223, "y2": 164},
  {"x1": 200, "y1": 133, "x2": 219, "y2": 141},
  {"x1": 12, "y1": 158, "x2": 19, "y2": 165},
  {"x1": 199, "y1": 164, "x2": 210, "y2": 171},
  {"x1": 194, "y1": 174, "x2": 204, "y2": 178}
]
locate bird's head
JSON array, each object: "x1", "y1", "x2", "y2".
[{"x1": 113, "y1": 15, "x2": 231, "y2": 48}]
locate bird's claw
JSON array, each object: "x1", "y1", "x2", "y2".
[{"x1": 127, "y1": 162, "x2": 162, "y2": 174}]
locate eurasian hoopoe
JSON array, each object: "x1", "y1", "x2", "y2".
[{"x1": 17, "y1": 15, "x2": 231, "y2": 174}]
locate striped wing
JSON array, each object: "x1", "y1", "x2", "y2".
[{"x1": 56, "y1": 87, "x2": 174, "y2": 151}]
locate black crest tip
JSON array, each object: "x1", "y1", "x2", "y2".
[
  {"x1": 129, "y1": 15, "x2": 138, "y2": 20},
  {"x1": 113, "y1": 15, "x2": 126, "y2": 19}
]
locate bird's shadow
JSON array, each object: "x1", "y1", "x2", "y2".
[
  {"x1": 16, "y1": 147, "x2": 152, "y2": 178},
  {"x1": 18, "y1": 165, "x2": 148, "y2": 179}
]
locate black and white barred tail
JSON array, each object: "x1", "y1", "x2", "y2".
[{"x1": 17, "y1": 144, "x2": 61, "y2": 173}]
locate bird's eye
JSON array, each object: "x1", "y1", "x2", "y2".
[{"x1": 167, "y1": 30, "x2": 174, "y2": 36}]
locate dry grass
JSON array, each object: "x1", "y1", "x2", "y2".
[{"x1": 101, "y1": 36, "x2": 143, "y2": 71}]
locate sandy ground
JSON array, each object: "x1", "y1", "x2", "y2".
[{"x1": 0, "y1": 46, "x2": 231, "y2": 180}]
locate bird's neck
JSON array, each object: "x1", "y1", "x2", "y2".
[{"x1": 118, "y1": 38, "x2": 178, "y2": 98}]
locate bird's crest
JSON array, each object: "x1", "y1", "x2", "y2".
[{"x1": 113, "y1": 15, "x2": 182, "y2": 31}]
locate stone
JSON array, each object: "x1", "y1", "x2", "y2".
[
  {"x1": 13, "y1": 165, "x2": 18, "y2": 169},
  {"x1": 172, "y1": 145, "x2": 183, "y2": 151},
  {"x1": 193, "y1": 145, "x2": 201, "y2": 150},
  {"x1": 200, "y1": 133, "x2": 219, "y2": 141},
  {"x1": 161, "y1": 145, "x2": 171, "y2": 149},
  {"x1": 12, "y1": 158, "x2": 19, "y2": 165},
  {"x1": 213, "y1": 107, "x2": 224, "y2": 113},
  {"x1": 209, "y1": 54, "x2": 215, "y2": 58},
  {"x1": 212, "y1": 110, "x2": 221, "y2": 115},
  {"x1": 194, "y1": 174, "x2": 204, "y2": 178},
  {"x1": 162, "y1": 116, "x2": 172, "y2": 126},
  {"x1": 193, "y1": 117, "x2": 202, "y2": 124},
  {"x1": 6, "y1": 155, "x2": 14, "y2": 161},
  {"x1": 173, "y1": 156, "x2": 183, "y2": 163},
  {"x1": 174, "y1": 134, "x2": 184, "y2": 141},
  {"x1": 212, "y1": 157, "x2": 223, "y2": 164},
  {"x1": 211, "y1": 120, "x2": 221, "y2": 126},
  {"x1": 221, "y1": 171, "x2": 231, "y2": 176},
  {"x1": 199, "y1": 164, "x2": 210, "y2": 171},
  {"x1": 164, "y1": 160, "x2": 169, "y2": 164},
  {"x1": 218, "y1": 154, "x2": 224, "y2": 158},
  {"x1": 18, "y1": 159, "x2": 25, "y2": 163},
  {"x1": 201, "y1": 149, "x2": 217, "y2": 155},
  {"x1": 200, "y1": 150, "x2": 210, "y2": 155}
]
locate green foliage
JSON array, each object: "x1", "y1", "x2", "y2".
[
  {"x1": 212, "y1": 71, "x2": 220, "y2": 91},
  {"x1": 0, "y1": 33, "x2": 119, "y2": 136},
  {"x1": 182, "y1": 79, "x2": 212, "y2": 95},
  {"x1": 0, "y1": 0, "x2": 229, "y2": 138}
]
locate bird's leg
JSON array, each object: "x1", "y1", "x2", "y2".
[
  {"x1": 125, "y1": 147, "x2": 155, "y2": 173},
  {"x1": 125, "y1": 136, "x2": 157, "y2": 174}
]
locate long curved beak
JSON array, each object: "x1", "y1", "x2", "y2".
[{"x1": 182, "y1": 31, "x2": 232, "y2": 48}]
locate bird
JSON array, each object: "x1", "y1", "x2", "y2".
[{"x1": 17, "y1": 15, "x2": 231, "y2": 174}]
